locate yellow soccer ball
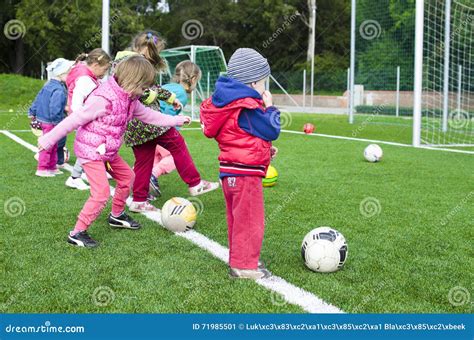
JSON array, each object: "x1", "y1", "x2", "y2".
[{"x1": 263, "y1": 165, "x2": 278, "y2": 187}]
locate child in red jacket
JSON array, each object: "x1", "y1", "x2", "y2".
[{"x1": 200, "y1": 48, "x2": 280, "y2": 280}]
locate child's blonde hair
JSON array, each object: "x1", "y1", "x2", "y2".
[
  {"x1": 114, "y1": 55, "x2": 156, "y2": 94},
  {"x1": 75, "y1": 48, "x2": 111, "y2": 67},
  {"x1": 131, "y1": 30, "x2": 166, "y2": 71},
  {"x1": 172, "y1": 61, "x2": 202, "y2": 92}
]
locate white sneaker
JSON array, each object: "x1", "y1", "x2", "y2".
[
  {"x1": 129, "y1": 201, "x2": 159, "y2": 213},
  {"x1": 189, "y1": 180, "x2": 220, "y2": 196},
  {"x1": 65, "y1": 176, "x2": 90, "y2": 190},
  {"x1": 35, "y1": 170, "x2": 55, "y2": 177},
  {"x1": 49, "y1": 169, "x2": 63, "y2": 175},
  {"x1": 229, "y1": 267, "x2": 272, "y2": 280}
]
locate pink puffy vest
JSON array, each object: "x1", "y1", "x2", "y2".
[
  {"x1": 74, "y1": 76, "x2": 137, "y2": 161},
  {"x1": 66, "y1": 63, "x2": 99, "y2": 112}
]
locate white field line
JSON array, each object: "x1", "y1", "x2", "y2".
[
  {"x1": 0, "y1": 129, "x2": 344, "y2": 314},
  {"x1": 183, "y1": 126, "x2": 474, "y2": 155},
  {"x1": 281, "y1": 129, "x2": 474, "y2": 155}
]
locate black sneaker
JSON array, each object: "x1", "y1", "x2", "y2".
[
  {"x1": 108, "y1": 212, "x2": 141, "y2": 230},
  {"x1": 67, "y1": 231, "x2": 98, "y2": 248},
  {"x1": 149, "y1": 175, "x2": 161, "y2": 197}
]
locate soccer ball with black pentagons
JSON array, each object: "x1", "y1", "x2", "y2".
[
  {"x1": 161, "y1": 197, "x2": 197, "y2": 232},
  {"x1": 301, "y1": 227, "x2": 348, "y2": 273}
]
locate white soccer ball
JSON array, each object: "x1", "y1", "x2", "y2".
[
  {"x1": 301, "y1": 227, "x2": 348, "y2": 273},
  {"x1": 364, "y1": 144, "x2": 383, "y2": 162},
  {"x1": 161, "y1": 197, "x2": 197, "y2": 232}
]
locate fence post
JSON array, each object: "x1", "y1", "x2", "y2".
[
  {"x1": 457, "y1": 64, "x2": 462, "y2": 114},
  {"x1": 303, "y1": 69, "x2": 306, "y2": 107},
  {"x1": 396, "y1": 66, "x2": 400, "y2": 117}
]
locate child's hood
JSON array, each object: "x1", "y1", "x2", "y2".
[{"x1": 200, "y1": 76, "x2": 262, "y2": 138}]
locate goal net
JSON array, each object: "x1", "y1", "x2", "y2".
[
  {"x1": 420, "y1": 0, "x2": 473, "y2": 147},
  {"x1": 160, "y1": 45, "x2": 227, "y2": 120}
]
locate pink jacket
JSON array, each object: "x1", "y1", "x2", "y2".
[
  {"x1": 66, "y1": 63, "x2": 98, "y2": 111},
  {"x1": 39, "y1": 76, "x2": 188, "y2": 162}
]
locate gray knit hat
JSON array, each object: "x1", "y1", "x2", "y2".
[{"x1": 227, "y1": 48, "x2": 271, "y2": 84}]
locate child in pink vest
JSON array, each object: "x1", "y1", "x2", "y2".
[
  {"x1": 65, "y1": 48, "x2": 111, "y2": 191},
  {"x1": 38, "y1": 56, "x2": 190, "y2": 248}
]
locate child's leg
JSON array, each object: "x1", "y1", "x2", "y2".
[
  {"x1": 73, "y1": 161, "x2": 110, "y2": 234},
  {"x1": 222, "y1": 177, "x2": 235, "y2": 258},
  {"x1": 155, "y1": 128, "x2": 201, "y2": 187},
  {"x1": 37, "y1": 123, "x2": 57, "y2": 171},
  {"x1": 222, "y1": 176, "x2": 265, "y2": 270},
  {"x1": 132, "y1": 139, "x2": 158, "y2": 203},
  {"x1": 71, "y1": 159, "x2": 83, "y2": 178},
  {"x1": 56, "y1": 136, "x2": 67, "y2": 165},
  {"x1": 108, "y1": 155, "x2": 135, "y2": 216},
  {"x1": 152, "y1": 145, "x2": 176, "y2": 177}
]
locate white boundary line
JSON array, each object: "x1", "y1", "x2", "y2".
[
  {"x1": 0, "y1": 130, "x2": 344, "y2": 314},
  {"x1": 183, "y1": 127, "x2": 474, "y2": 155},
  {"x1": 281, "y1": 129, "x2": 474, "y2": 155}
]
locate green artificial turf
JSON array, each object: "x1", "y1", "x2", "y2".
[{"x1": 0, "y1": 75, "x2": 472, "y2": 314}]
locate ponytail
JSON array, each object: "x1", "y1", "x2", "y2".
[
  {"x1": 75, "y1": 48, "x2": 111, "y2": 66},
  {"x1": 132, "y1": 30, "x2": 167, "y2": 71}
]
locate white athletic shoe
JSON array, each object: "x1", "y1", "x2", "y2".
[
  {"x1": 129, "y1": 201, "x2": 159, "y2": 213},
  {"x1": 189, "y1": 180, "x2": 220, "y2": 196},
  {"x1": 65, "y1": 176, "x2": 90, "y2": 190},
  {"x1": 229, "y1": 267, "x2": 272, "y2": 280},
  {"x1": 49, "y1": 169, "x2": 63, "y2": 175},
  {"x1": 35, "y1": 170, "x2": 55, "y2": 177}
]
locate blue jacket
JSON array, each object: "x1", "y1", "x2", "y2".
[
  {"x1": 212, "y1": 76, "x2": 280, "y2": 141},
  {"x1": 159, "y1": 83, "x2": 188, "y2": 116},
  {"x1": 28, "y1": 79, "x2": 67, "y2": 125}
]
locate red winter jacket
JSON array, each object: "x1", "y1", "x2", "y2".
[{"x1": 200, "y1": 96, "x2": 272, "y2": 177}]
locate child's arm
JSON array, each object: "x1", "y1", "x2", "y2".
[
  {"x1": 28, "y1": 98, "x2": 38, "y2": 119},
  {"x1": 237, "y1": 106, "x2": 280, "y2": 141},
  {"x1": 38, "y1": 96, "x2": 108, "y2": 150},
  {"x1": 142, "y1": 85, "x2": 182, "y2": 110},
  {"x1": 132, "y1": 101, "x2": 190, "y2": 127},
  {"x1": 49, "y1": 89, "x2": 67, "y2": 120}
]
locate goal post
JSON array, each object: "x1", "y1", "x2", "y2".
[
  {"x1": 414, "y1": 0, "x2": 474, "y2": 148},
  {"x1": 160, "y1": 45, "x2": 227, "y2": 120}
]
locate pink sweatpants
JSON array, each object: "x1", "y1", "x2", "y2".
[
  {"x1": 37, "y1": 123, "x2": 57, "y2": 171},
  {"x1": 222, "y1": 176, "x2": 265, "y2": 270},
  {"x1": 73, "y1": 155, "x2": 134, "y2": 233},
  {"x1": 152, "y1": 145, "x2": 176, "y2": 177}
]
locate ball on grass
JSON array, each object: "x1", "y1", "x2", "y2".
[{"x1": 263, "y1": 165, "x2": 278, "y2": 187}]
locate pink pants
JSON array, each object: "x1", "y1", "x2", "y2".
[
  {"x1": 152, "y1": 145, "x2": 176, "y2": 177},
  {"x1": 74, "y1": 155, "x2": 134, "y2": 232},
  {"x1": 222, "y1": 176, "x2": 265, "y2": 270},
  {"x1": 38, "y1": 123, "x2": 57, "y2": 171}
]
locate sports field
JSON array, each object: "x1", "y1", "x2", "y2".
[{"x1": 0, "y1": 75, "x2": 472, "y2": 313}]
